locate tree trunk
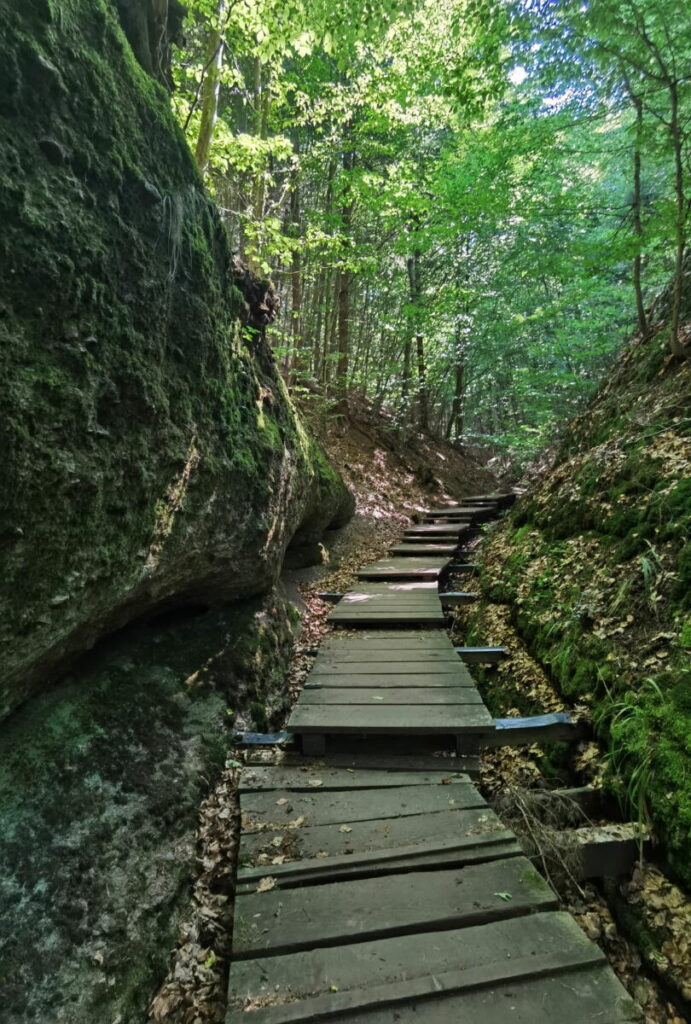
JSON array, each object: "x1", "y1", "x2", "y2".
[
  {"x1": 628, "y1": 87, "x2": 648, "y2": 335},
  {"x1": 406, "y1": 248, "x2": 428, "y2": 432},
  {"x1": 334, "y1": 147, "x2": 354, "y2": 412},
  {"x1": 194, "y1": 1, "x2": 227, "y2": 175},
  {"x1": 669, "y1": 79, "x2": 687, "y2": 358},
  {"x1": 289, "y1": 168, "x2": 303, "y2": 384},
  {"x1": 446, "y1": 350, "x2": 465, "y2": 441}
]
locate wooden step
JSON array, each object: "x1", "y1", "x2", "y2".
[
  {"x1": 455, "y1": 646, "x2": 509, "y2": 664},
  {"x1": 389, "y1": 544, "x2": 458, "y2": 556},
  {"x1": 357, "y1": 557, "x2": 450, "y2": 581},
  {"x1": 226, "y1": 913, "x2": 638, "y2": 1024},
  {"x1": 238, "y1": 765, "x2": 476, "y2": 793},
  {"x1": 288, "y1": 702, "x2": 494, "y2": 738},
  {"x1": 232, "y1": 855, "x2": 555, "y2": 959}
]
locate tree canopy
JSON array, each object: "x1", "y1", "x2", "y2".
[{"x1": 170, "y1": 0, "x2": 691, "y2": 467}]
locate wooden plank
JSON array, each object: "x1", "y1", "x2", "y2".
[
  {"x1": 359, "y1": 558, "x2": 449, "y2": 569},
  {"x1": 338, "y1": 585, "x2": 439, "y2": 596},
  {"x1": 405, "y1": 524, "x2": 469, "y2": 534},
  {"x1": 290, "y1": 752, "x2": 480, "y2": 774},
  {"x1": 389, "y1": 544, "x2": 457, "y2": 556},
  {"x1": 299, "y1": 687, "x2": 485, "y2": 705},
  {"x1": 486, "y1": 713, "x2": 586, "y2": 747},
  {"x1": 321, "y1": 635, "x2": 452, "y2": 648},
  {"x1": 237, "y1": 834, "x2": 520, "y2": 891},
  {"x1": 239, "y1": 806, "x2": 515, "y2": 866},
  {"x1": 267, "y1": 968, "x2": 643, "y2": 1024},
  {"x1": 439, "y1": 592, "x2": 478, "y2": 607},
  {"x1": 240, "y1": 781, "x2": 483, "y2": 827},
  {"x1": 327, "y1": 610, "x2": 446, "y2": 618},
  {"x1": 316, "y1": 650, "x2": 461, "y2": 663},
  {"x1": 239, "y1": 766, "x2": 474, "y2": 792},
  {"x1": 357, "y1": 559, "x2": 449, "y2": 581},
  {"x1": 288, "y1": 703, "x2": 494, "y2": 735},
  {"x1": 227, "y1": 912, "x2": 610, "y2": 1022},
  {"x1": 309, "y1": 660, "x2": 473, "y2": 676},
  {"x1": 305, "y1": 674, "x2": 476, "y2": 689},
  {"x1": 232, "y1": 856, "x2": 557, "y2": 959},
  {"x1": 403, "y1": 529, "x2": 468, "y2": 539},
  {"x1": 331, "y1": 599, "x2": 442, "y2": 608},
  {"x1": 455, "y1": 646, "x2": 509, "y2": 664},
  {"x1": 323, "y1": 630, "x2": 452, "y2": 641}
]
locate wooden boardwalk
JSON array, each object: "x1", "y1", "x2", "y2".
[
  {"x1": 228, "y1": 766, "x2": 640, "y2": 1022},
  {"x1": 227, "y1": 496, "x2": 641, "y2": 1022},
  {"x1": 288, "y1": 631, "x2": 493, "y2": 754}
]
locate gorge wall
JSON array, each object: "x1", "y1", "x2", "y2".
[
  {"x1": 0, "y1": 1, "x2": 352, "y2": 1019},
  {"x1": 0, "y1": 0, "x2": 352, "y2": 719}
]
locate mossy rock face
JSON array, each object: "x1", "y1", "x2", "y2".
[
  {"x1": 0, "y1": 0, "x2": 351, "y2": 718},
  {"x1": 0, "y1": 589, "x2": 295, "y2": 1023}
]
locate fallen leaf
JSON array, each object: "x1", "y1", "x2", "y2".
[
  {"x1": 256, "y1": 876, "x2": 277, "y2": 893},
  {"x1": 339, "y1": 825, "x2": 352, "y2": 833},
  {"x1": 494, "y1": 892, "x2": 512, "y2": 901}
]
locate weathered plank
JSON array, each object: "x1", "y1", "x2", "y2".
[
  {"x1": 340, "y1": 581, "x2": 439, "y2": 592},
  {"x1": 330, "y1": 599, "x2": 443, "y2": 609},
  {"x1": 455, "y1": 646, "x2": 509, "y2": 664},
  {"x1": 357, "y1": 557, "x2": 449, "y2": 580},
  {"x1": 316, "y1": 649, "x2": 461, "y2": 662},
  {"x1": 399, "y1": 538, "x2": 463, "y2": 547},
  {"x1": 299, "y1": 687, "x2": 485, "y2": 705},
  {"x1": 232, "y1": 856, "x2": 556, "y2": 959},
  {"x1": 323, "y1": 630, "x2": 451, "y2": 641},
  {"x1": 238, "y1": 804, "x2": 498, "y2": 866},
  {"x1": 439, "y1": 591, "x2": 478, "y2": 606},
  {"x1": 227, "y1": 912, "x2": 613, "y2": 1023},
  {"x1": 237, "y1": 833, "x2": 520, "y2": 890},
  {"x1": 404, "y1": 524, "x2": 469, "y2": 535},
  {"x1": 284, "y1": 751, "x2": 480, "y2": 775},
  {"x1": 309, "y1": 660, "x2": 469, "y2": 674},
  {"x1": 329, "y1": 613, "x2": 448, "y2": 625},
  {"x1": 257, "y1": 966, "x2": 642, "y2": 1023},
  {"x1": 288, "y1": 702, "x2": 494, "y2": 735},
  {"x1": 239, "y1": 766, "x2": 473, "y2": 792},
  {"x1": 389, "y1": 544, "x2": 458, "y2": 556},
  {"x1": 240, "y1": 781, "x2": 483, "y2": 827},
  {"x1": 305, "y1": 673, "x2": 476, "y2": 689},
  {"x1": 487, "y1": 713, "x2": 586, "y2": 747}
]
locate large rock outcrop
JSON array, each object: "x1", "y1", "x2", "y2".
[{"x1": 0, "y1": 0, "x2": 352, "y2": 720}]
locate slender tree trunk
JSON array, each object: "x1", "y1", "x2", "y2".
[
  {"x1": 194, "y1": 1, "x2": 227, "y2": 175},
  {"x1": 289, "y1": 171, "x2": 303, "y2": 384},
  {"x1": 446, "y1": 352, "x2": 465, "y2": 441},
  {"x1": 669, "y1": 80, "x2": 687, "y2": 358},
  {"x1": 628, "y1": 88, "x2": 648, "y2": 335},
  {"x1": 334, "y1": 147, "x2": 354, "y2": 411},
  {"x1": 415, "y1": 331, "x2": 429, "y2": 432},
  {"x1": 406, "y1": 248, "x2": 428, "y2": 432}
]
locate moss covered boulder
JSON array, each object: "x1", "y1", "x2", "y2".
[{"x1": 0, "y1": 0, "x2": 352, "y2": 720}]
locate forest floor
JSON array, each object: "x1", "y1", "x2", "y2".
[{"x1": 148, "y1": 407, "x2": 686, "y2": 1024}]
